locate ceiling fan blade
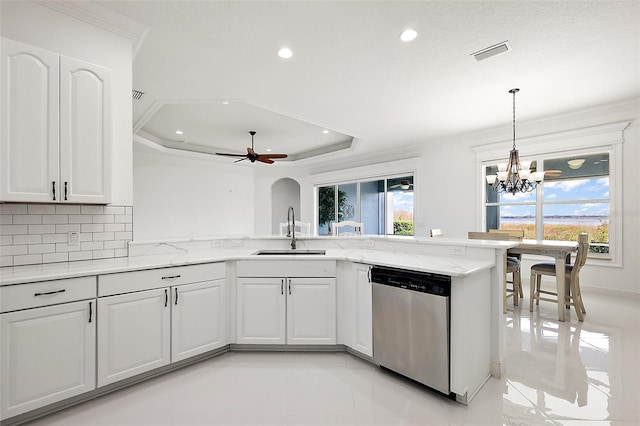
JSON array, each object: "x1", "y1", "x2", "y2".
[
  {"x1": 389, "y1": 184, "x2": 401, "y2": 189},
  {"x1": 216, "y1": 152, "x2": 246, "y2": 158},
  {"x1": 233, "y1": 157, "x2": 248, "y2": 163},
  {"x1": 259, "y1": 153, "x2": 288, "y2": 159},
  {"x1": 256, "y1": 157, "x2": 275, "y2": 164}
]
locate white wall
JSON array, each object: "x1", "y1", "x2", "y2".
[
  {"x1": 0, "y1": 1, "x2": 134, "y2": 205},
  {"x1": 133, "y1": 145, "x2": 254, "y2": 241}
]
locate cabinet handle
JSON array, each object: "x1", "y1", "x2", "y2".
[
  {"x1": 161, "y1": 275, "x2": 181, "y2": 280},
  {"x1": 175, "y1": 288, "x2": 179, "y2": 305},
  {"x1": 52, "y1": 181, "x2": 56, "y2": 201},
  {"x1": 288, "y1": 279, "x2": 292, "y2": 295},
  {"x1": 88, "y1": 301, "x2": 93, "y2": 323},
  {"x1": 164, "y1": 289, "x2": 168, "y2": 307},
  {"x1": 64, "y1": 181, "x2": 68, "y2": 201},
  {"x1": 34, "y1": 289, "x2": 66, "y2": 296},
  {"x1": 367, "y1": 267, "x2": 372, "y2": 283},
  {"x1": 281, "y1": 279, "x2": 284, "y2": 295}
]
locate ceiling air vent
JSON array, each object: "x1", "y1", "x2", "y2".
[
  {"x1": 471, "y1": 41, "x2": 511, "y2": 61},
  {"x1": 132, "y1": 89, "x2": 145, "y2": 100}
]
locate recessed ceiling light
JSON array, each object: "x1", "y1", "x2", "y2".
[
  {"x1": 221, "y1": 101, "x2": 229, "y2": 105},
  {"x1": 322, "y1": 130, "x2": 329, "y2": 134},
  {"x1": 175, "y1": 130, "x2": 184, "y2": 135},
  {"x1": 277, "y1": 47, "x2": 293, "y2": 59},
  {"x1": 399, "y1": 29, "x2": 417, "y2": 42}
]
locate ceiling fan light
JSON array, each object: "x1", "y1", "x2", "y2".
[{"x1": 567, "y1": 159, "x2": 586, "y2": 169}]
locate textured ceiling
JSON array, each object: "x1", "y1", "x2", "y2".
[{"x1": 99, "y1": 0, "x2": 640, "y2": 162}]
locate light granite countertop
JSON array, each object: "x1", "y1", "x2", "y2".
[{"x1": 0, "y1": 242, "x2": 502, "y2": 286}]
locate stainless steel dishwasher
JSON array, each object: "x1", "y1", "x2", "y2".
[{"x1": 372, "y1": 266, "x2": 451, "y2": 395}]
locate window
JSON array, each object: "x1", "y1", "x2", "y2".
[
  {"x1": 484, "y1": 152, "x2": 611, "y2": 257},
  {"x1": 317, "y1": 175, "x2": 414, "y2": 236},
  {"x1": 475, "y1": 121, "x2": 626, "y2": 266}
]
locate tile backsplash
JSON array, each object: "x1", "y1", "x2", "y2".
[{"x1": 0, "y1": 204, "x2": 133, "y2": 267}]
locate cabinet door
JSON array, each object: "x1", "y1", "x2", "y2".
[
  {"x1": 287, "y1": 278, "x2": 336, "y2": 345},
  {"x1": 172, "y1": 279, "x2": 227, "y2": 362},
  {"x1": 236, "y1": 278, "x2": 285, "y2": 344},
  {"x1": 353, "y1": 264, "x2": 373, "y2": 356},
  {"x1": 0, "y1": 38, "x2": 59, "y2": 202},
  {"x1": 97, "y1": 288, "x2": 170, "y2": 387},
  {"x1": 59, "y1": 56, "x2": 111, "y2": 204},
  {"x1": 1, "y1": 300, "x2": 95, "y2": 419}
]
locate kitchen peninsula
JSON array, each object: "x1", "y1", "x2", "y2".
[{"x1": 0, "y1": 235, "x2": 515, "y2": 425}]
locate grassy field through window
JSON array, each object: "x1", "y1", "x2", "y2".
[{"x1": 499, "y1": 223, "x2": 609, "y2": 253}]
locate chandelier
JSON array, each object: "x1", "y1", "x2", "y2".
[{"x1": 486, "y1": 88, "x2": 544, "y2": 194}]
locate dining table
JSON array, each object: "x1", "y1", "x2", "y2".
[{"x1": 507, "y1": 239, "x2": 579, "y2": 322}]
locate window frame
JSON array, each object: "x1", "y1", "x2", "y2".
[
  {"x1": 473, "y1": 122, "x2": 628, "y2": 267},
  {"x1": 311, "y1": 159, "x2": 418, "y2": 237}
]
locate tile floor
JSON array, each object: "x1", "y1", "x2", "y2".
[{"x1": 24, "y1": 292, "x2": 639, "y2": 426}]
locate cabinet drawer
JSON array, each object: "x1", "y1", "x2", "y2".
[
  {"x1": 98, "y1": 262, "x2": 225, "y2": 297},
  {"x1": 0, "y1": 276, "x2": 96, "y2": 313}
]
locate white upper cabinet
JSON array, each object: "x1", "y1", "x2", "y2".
[
  {"x1": 0, "y1": 38, "x2": 59, "y2": 202},
  {"x1": 0, "y1": 38, "x2": 111, "y2": 204},
  {"x1": 59, "y1": 56, "x2": 111, "y2": 203}
]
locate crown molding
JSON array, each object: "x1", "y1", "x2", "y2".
[{"x1": 33, "y1": 0, "x2": 149, "y2": 57}]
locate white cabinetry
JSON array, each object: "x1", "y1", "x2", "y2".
[
  {"x1": 172, "y1": 279, "x2": 226, "y2": 362},
  {"x1": 97, "y1": 263, "x2": 226, "y2": 387},
  {"x1": 0, "y1": 277, "x2": 96, "y2": 420},
  {"x1": 287, "y1": 278, "x2": 336, "y2": 345},
  {"x1": 236, "y1": 277, "x2": 286, "y2": 344},
  {"x1": 236, "y1": 260, "x2": 336, "y2": 345},
  {"x1": 0, "y1": 37, "x2": 111, "y2": 204},
  {"x1": 97, "y1": 288, "x2": 171, "y2": 387},
  {"x1": 351, "y1": 263, "x2": 373, "y2": 357}
]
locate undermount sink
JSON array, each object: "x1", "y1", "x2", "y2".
[{"x1": 253, "y1": 249, "x2": 326, "y2": 256}]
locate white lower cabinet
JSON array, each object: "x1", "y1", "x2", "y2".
[
  {"x1": 236, "y1": 278, "x2": 286, "y2": 344},
  {"x1": 97, "y1": 288, "x2": 171, "y2": 387},
  {"x1": 352, "y1": 263, "x2": 373, "y2": 357},
  {"x1": 1, "y1": 300, "x2": 96, "y2": 419},
  {"x1": 97, "y1": 264, "x2": 227, "y2": 387},
  {"x1": 287, "y1": 278, "x2": 337, "y2": 345},
  {"x1": 172, "y1": 279, "x2": 227, "y2": 362},
  {"x1": 236, "y1": 276, "x2": 336, "y2": 345}
]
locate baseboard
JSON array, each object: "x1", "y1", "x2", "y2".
[
  {"x1": 579, "y1": 285, "x2": 640, "y2": 301},
  {"x1": 526, "y1": 277, "x2": 640, "y2": 301}
]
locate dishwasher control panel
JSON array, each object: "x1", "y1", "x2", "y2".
[{"x1": 370, "y1": 266, "x2": 450, "y2": 296}]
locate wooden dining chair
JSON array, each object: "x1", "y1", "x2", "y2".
[
  {"x1": 333, "y1": 221, "x2": 364, "y2": 236},
  {"x1": 468, "y1": 231, "x2": 521, "y2": 313},
  {"x1": 429, "y1": 228, "x2": 444, "y2": 237},
  {"x1": 530, "y1": 233, "x2": 588, "y2": 321},
  {"x1": 279, "y1": 221, "x2": 311, "y2": 236},
  {"x1": 489, "y1": 229, "x2": 525, "y2": 298}
]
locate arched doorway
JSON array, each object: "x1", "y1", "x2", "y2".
[{"x1": 271, "y1": 178, "x2": 301, "y2": 235}]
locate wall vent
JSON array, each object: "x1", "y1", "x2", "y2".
[
  {"x1": 471, "y1": 41, "x2": 511, "y2": 61},
  {"x1": 132, "y1": 89, "x2": 145, "y2": 100}
]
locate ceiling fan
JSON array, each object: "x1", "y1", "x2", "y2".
[
  {"x1": 389, "y1": 180, "x2": 413, "y2": 191},
  {"x1": 215, "y1": 131, "x2": 288, "y2": 164}
]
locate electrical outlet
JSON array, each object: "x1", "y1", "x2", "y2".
[
  {"x1": 363, "y1": 239, "x2": 375, "y2": 248},
  {"x1": 212, "y1": 240, "x2": 224, "y2": 247},
  {"x1": 348, "y1": 239, "x2": 359, "y2": 246},
  {"x1": 231, "y1": 239, "x2": 243, "y2": 247},
  {"x1": 67, "y1": 231, "x2": 79, "y2": 246},
  {"x1": 450, "y1": 246, "x2": 466, "y2": 256}
]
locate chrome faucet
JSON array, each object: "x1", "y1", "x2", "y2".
[{"x1": 287, "y1": 206, "x2": 296, "y2": 250}]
